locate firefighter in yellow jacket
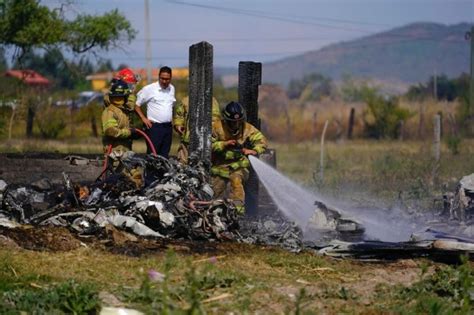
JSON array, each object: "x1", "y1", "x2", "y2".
[
  {"x1": 101, "y1": 79, "x2": 142, "y2": 187},
  {"x1": 211, "y1": 101, "x2": 267, "y2": 214},
  {"x1": 103, "y1": 68, "x2": 140, "y2": 113},
  {"x1": 173, "y1": 96, "x2": 221, "y2": 164}
]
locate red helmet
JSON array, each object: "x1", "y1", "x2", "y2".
[{"x1": 115, "y1": 68, "x2": 140, "y2": 84}]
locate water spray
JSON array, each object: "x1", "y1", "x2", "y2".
[{"x1": 248, "y1": 155, "x2": 420, "y2": 242}]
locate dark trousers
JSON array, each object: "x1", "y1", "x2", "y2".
[{"x1": 146, "y1": 122, "x2": 172, "y2": 158}]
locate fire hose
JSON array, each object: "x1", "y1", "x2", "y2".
[{"x1": 100, "y1": 128, "x2": 158, "y2": 180}]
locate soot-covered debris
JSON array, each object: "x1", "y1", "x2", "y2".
[
  {"x1": 443, "y1": 173, "x2": 474, "y2": 224},
  {"x1": 0, "y1": 154, "x2": 240, "y2": 241},
  {"x1": 238, "y1": 213, "x2": 304, "y2": 252}
]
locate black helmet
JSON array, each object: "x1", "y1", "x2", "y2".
[
  {"x1": 109, "y1": 79, "x2": 130, "y2": 97},
  {"x1": 222, "y1": 101, "x2": 246, "y2": 122}
]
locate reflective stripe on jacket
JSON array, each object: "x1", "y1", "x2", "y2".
[
  {"x1": 102, "y1": 100, "x2": 132, "y2": 153},
  {"x1": 173, "y1": 96, "x2": 221, "y2": 144},
  {"x1": 211, "y1": 119, "x2": 267, "y2": 178}
]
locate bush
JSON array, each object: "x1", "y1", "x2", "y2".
[
  {"x1": 445, "y1": 135, "x2": 462, "y2": 155},
  {"x1": 363, "y1": 89, "x2": 413, "y2": 139},
  {"x1": 35, "y1": 103, "x2": 68, "y2": 138}
]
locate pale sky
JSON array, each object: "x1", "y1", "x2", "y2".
[{"x1": 42, "y1": 0, "x2": 474, "y2": 68}]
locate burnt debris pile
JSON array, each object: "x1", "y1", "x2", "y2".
[
  {"x1": 238, "y1": 214, "x2": 304, "y2": 252},
  {"x1": 0, "y1": 154, "x2": 240, "y2": 241},
  {"x1": 443, "y1": 173, "x2": 474, "y2": 225}
]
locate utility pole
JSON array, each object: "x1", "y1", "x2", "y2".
[
  {"x1": 470, "y1": 26, "x2": 474, "y2": 116},
  {"x1": 144, "y1": 0, "x2": 152, "y2": 84}
]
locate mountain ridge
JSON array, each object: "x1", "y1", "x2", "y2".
[{"x1": 261, "y1": 22, "x2": 471, "y2": 87}]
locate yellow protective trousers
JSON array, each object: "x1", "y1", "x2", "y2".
[{"x1": 211, "y1": 168, "x2": 249, "y2": 206}]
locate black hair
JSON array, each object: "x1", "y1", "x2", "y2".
[{"x1": 159, "y1": 66, "x2": 172, "y2": 76}]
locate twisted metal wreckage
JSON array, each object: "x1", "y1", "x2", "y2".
[{"x1": 0, "y1": 154, "x2": 473, "y2": 261}]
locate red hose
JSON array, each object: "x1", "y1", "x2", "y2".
[
  {"x1": 101, "y1": 129, "x2": 157, "y2": 181},
  {"x1": 135, "y1": 128, "x2": 157, "y2": 156}
]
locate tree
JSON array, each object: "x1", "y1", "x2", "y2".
[
  {"x1": 96, "y1": 59, "x2": 114, "y2": 73},
  {"x1": 340, "y1": 75, "x2": 374, "y2": 102},
  {"x1": 406, "y1": 73, "x2": 469, "y2": 102},
  {"x1": 287, "y1": 73, "x2": 333, "y2": 101},
  {"x1": 0, "y1": 47, "x2": 7, "y2": 72},
  {"x1": 1, "y1": 0, "x2": 136, "y2": 58},
  {"x1": 13, "y1": 49, "x2": 94, "y2": 90},
  {"x1": 1, "y1": 0, "x2": 136, "y2": 137}
]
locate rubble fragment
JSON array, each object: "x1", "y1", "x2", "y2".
[
  {"x1": 0, "y1": 155, "x2": 240, "y2": 241},
  {"x1": 443, "y1": 173, "x2": 474, "y2": 222}
]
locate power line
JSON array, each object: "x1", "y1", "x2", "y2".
[
  {"x1": 106, "y1": 35, "x2": 469, "y2": 62},
  {"x1": 132, "y1": 37, "x2": 337, "y2": 42},
  {"x1": 106, "y1": 51, "x2": 306, "y2": 61},
  {"x1": 131, "y1": 35, "x2": 466, "y2": 44},
  {"x1": 165, "y1": 0, "x2": 382, "y2": 34},
  {"x1": 165, "y1": 0, "x2": 468, "y2": 44}
]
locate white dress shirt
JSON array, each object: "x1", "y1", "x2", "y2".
[{"x1": 136, "y1": 82, "x2": 176, "y2": 123}]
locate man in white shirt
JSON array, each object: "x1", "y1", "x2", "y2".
[{"x1": 135, "y1": 66, "x2": 176, "y2": 157}]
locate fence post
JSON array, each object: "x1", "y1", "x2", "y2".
[
  {"x1": 320, "y1": 120, "x2": 329, "y2": 183},
  {"x1": 347, "y1": 107, "x2": 355, "y2": 139},
  {"x1": 432, "y1": 114, "x2": 441, "y2": 186}
]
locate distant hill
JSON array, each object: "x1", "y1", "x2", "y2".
[{"x1": 262, "y1": 22, "x2": 471, "y2": 88}]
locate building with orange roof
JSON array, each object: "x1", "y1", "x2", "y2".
[{"x1": 5, "y1": 70, "x2": 51, "y2": 87}]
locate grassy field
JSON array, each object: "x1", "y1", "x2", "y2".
[{"x1": 0, "y1": 138, "x2": 473, "y2": 313}]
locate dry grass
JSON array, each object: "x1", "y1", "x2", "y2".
[
  {"x1": 260, "y1": 98, "x2": 461, "y2": 142},
  {"x1": 0, "y1": 138, "x2": 180, "y2": 155}
]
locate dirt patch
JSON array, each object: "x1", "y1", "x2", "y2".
[
  {"x1": 0, "y1": 225, "x2": 221, "y2": 257},
  {"x1": 343, "y1": 260, "x2": 425, "y2": 304},
  {"x1": 0, "y1": 226, "x2": 82, "y2": 251}
]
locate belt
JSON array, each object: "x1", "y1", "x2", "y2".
[{"x1": 151, "y1": 122, "x2": 172, "y2": 126}]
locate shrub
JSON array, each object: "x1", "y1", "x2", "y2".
[
  {"x1": 35, "y1": 103, "x2": 68, "y2": 138},
  {"x1": 363, "y1": 89, "x2": 413, "y2": 139}
]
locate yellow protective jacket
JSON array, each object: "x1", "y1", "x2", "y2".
[
  {"x1": 101, "y1": 98, "x2": 133, "y2": 153},
  {"x1": 211, "y1": 119, "x2": 267, "y2": 178},
  {"x1": 173, "y1": 96, "x2": 221, "y2": 144},
  {"x1": 103, "y1": 93, "x2": 137, "y2": 112}
]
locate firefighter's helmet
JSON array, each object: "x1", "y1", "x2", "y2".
[
  {"x1": 109, "y1": 79, "x2": 130, "y2": 97},
  {"x1": 115, "y1": 68, "x2": 140, "y2": 84},
  {"x1": 222, "y1": 101, "x2": 246, "y2": 135},
  {"x1": 222, "y1": 101, "x2": 246, "y2": 122}
]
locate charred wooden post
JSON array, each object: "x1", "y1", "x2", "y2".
[
  {"x1": 239, "y1": 61, "x2": 262, "y2": 216},
  {"x1": 348, "y1": 107, "x2": 355, "y2": 139},
  {"x1": 188, "y1": 41, "x2": 213, "y2": 172}
]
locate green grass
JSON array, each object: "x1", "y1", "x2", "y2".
[{"x1": 1, "y1": 246, "x2": 472, "y2": 314}]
